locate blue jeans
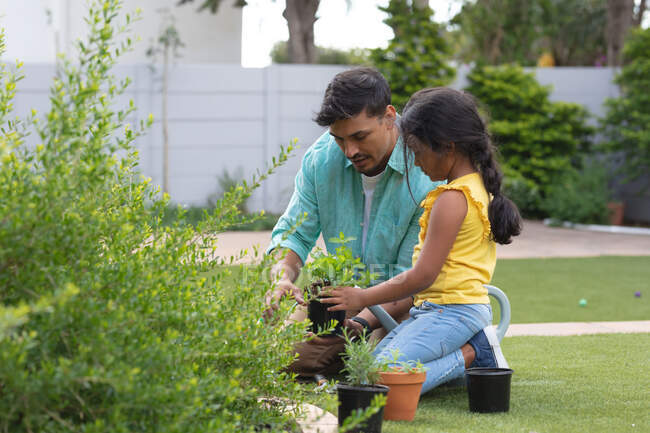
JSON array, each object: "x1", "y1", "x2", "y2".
[{"x1": 373, "y1": 302, "x2": 492, "y2": 394}]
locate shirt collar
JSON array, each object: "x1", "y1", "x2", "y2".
[{"x1": 344, "y1": 135, "x2": 407, "y2": 175}]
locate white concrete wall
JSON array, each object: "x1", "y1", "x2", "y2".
[
  {"x1": 14, "y1": 63, "x2": 648, "y2": 222},
  {"x1": 0, "y1": 0, "x2": 242, "y2": 64}
]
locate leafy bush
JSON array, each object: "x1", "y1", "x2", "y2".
[
  {"x1": 601, "y1": 27, "x2": 650, "y2": 184},
  {"x1": 162, "y1": 205, "x2": 281, "y2": 230},
  {"x1": 465, "y1": 64, "x2": 594, "y2": 215},
  {"x1": 541, "y1": 160, "x2": 612, "y2": 224},
  {"x1": 0, "y1": 2, "x2": 307, "y2": 432},
  {"x1": 370, "y1": 0, "x2": 455, "y2": 110},
  {"x1": 502, "y1": 164, "x2": 542, "y2": 218}
]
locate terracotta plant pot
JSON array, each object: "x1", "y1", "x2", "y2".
[
  {"x1": 607, "y1": 201, "x2": 624, "y2": 226},
  {"x1": 378, "y1": 369, "x2": 426, "y2": 421}
]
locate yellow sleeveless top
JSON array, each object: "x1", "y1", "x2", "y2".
[{"x1": 412, "y1": 172, "x2": 495, "y2": 306}]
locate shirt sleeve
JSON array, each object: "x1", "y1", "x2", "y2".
[
  {"x1": 392, "y1": 204, "x2": 424, "y2": 277},
  {"x1": 266, "y1": 145, "x2": 322, "y2": 265}
]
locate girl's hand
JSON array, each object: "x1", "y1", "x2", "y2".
[{"x1": 319, "y1": 286, "x2": 367, "y2": 311}]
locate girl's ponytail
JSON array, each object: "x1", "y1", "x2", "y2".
[{"x1": 473, "y1": 135, "x2": 522, "y2": 244}]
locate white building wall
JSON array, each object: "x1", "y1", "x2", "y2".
[{"x1": 0, "y1": 0, "x2": 242, "y2": 64}]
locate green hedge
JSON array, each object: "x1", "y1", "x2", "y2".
[
  {"x1": 0, "y1": 2, "x2": 307, "y2": 431},
  {"x1": 465, "y1": 65, "x2": 594, "y2": 217},
  {"x1": 601, "y1": 27, "x2": 650, "y2": 184}
]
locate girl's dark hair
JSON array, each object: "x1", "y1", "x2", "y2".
[
  {"x1": 314, "y1": 67, "x2": 391, "y2": 126},
  {"x1": 400, "y1": 87, "x2": 522, "y2": 245}
]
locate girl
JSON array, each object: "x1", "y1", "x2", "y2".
[{"x1": 321, "y1": 87, "x2": 522, "y2": 393}]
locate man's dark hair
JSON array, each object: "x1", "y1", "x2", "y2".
[{"x1": 314, "y1": 67, "x2": 391, "y2": 126}]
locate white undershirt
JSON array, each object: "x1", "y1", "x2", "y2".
[{"x1": 361, "y1": 170, "x2": 385, "y2": 253}]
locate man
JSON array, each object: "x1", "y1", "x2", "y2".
[{"x1": 264, "y1": 67, "x2": 435, "y2": 376}]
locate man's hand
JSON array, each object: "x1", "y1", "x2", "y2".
[
  {"x1": 319, "y1": 286, "x2": 368, "y2": 312},
  {"x1": 263, "y1": 279, "x2": 306, "y2": 320}
]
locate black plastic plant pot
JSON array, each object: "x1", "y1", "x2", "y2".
[
  {"x1": 308, "y1": 299, "x2": 345, "y2": 336},
  {"x1": 337, "y1": 383, "x2": 389, "y2": 433},
  {"x1": 466, "y1": 367, "x2": 514, "y2": 413}
]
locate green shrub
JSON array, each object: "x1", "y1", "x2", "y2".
[
  {"x1": 162, "y1": 204, "x2": 281, "y2": 230},
  {"x1": 465, "y1": 64, "x2": 594, "y2": 214},
  {"x1": 0, "y1": 2, "x2": 307, "y2": 432},
  {"x1": 601, "y1": 27, "x2": 650, "y2": 184},
  {"x1": 370, "y1": 0, "x2": 455, "y2": 110},
  {"x1": 502, "y1": 164, "x2": 543, "y2": 218},
  {"x1": 541, "y1": 160, "x2": 612, "y2": 224}
]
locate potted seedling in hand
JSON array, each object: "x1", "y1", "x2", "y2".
[
  {"x1": 303, "y1": 233, "x2": 374, "y2": 337},
  {"x1": 336, "y1": 329, "x2": 388, "y2": 433},
  {"x1": 378, "y1": 349, "x2": 427, "y2": 421}
]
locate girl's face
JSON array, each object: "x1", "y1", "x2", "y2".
[{"x1": 408, "y1": 136, "x2": 455, "y2": 182}]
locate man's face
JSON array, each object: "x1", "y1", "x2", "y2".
[{"x1": 329, "y1": 107, "x2": 397, "y2": 176}]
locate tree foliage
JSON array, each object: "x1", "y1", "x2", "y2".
[
  {"x1": 451, "y1": 0, "x2": 608, "y2": 66},
  {"x1": 0, "y1": 1, "x2": 309, "y2": 431},
  {"x1": 370, "y1": 0, "x2": 455, "y2": 110},
  {"x1": 465, "y1": 65, "x2": 594, "y2": 216},
  {"x1": 601, "y1": 26, "x2": 650, "y2": 184}
]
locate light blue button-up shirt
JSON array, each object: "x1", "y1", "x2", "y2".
[{"x1": 267, "y1": 131, "x2": 440, "y2": 283}]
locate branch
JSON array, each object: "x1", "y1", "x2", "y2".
[{"x1": 634, "y1": 0, "x2": 647, "y2": 26}]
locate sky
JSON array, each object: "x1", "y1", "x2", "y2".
[{"x1": 241, "y1": 0, "x2": 463, "y2": 67}]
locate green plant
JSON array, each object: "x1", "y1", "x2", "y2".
[
  {"x1": 379, "y1": 349, "x2": 427, "y2": 374},
  {"x1": 601, "y1": 27, "x2": 650, "y2": 185},
  {"x1": 540, "y1": 159, "x2": 612, "y2": 224},
  {"x1": 303, "y1": 233, "x2": 376, "y2": 294},
  {"x1": 162, "y1": 204, "x2": 280, "y2": 230},
  {"x1": 340, "y1": 329, "x2": 381, "y2": 386},
  {"x1": 501, "y1": 164, "x2": 543, "y2": 218},
  {"x1": 0, "y1": 1, "x2": 306, "y2": 431},
  {"x1": 465, "y1": 64, "x2": 594, "y2": 215},
  {"x1": 370, "y1": 0, "x2": 455, "y2": 110}
]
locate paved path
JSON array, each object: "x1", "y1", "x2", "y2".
[
  {"x1": 505, "y1": 320, "x2": 650, "y2": 336},
  {"x1": 214, "y1": 220, "x2": 650, "y2": 262}
]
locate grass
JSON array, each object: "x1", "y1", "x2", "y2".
[
  {"x1": 218, "y1": 256, "x2": 648, "y2": 324},
  {"x1": 490, "y1": 256, "x2": 649, "y2": 323},
  {"x1": 306, "y1": 333, "x2": 649, "y2": 433}
]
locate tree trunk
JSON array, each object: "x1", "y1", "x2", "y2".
[
  {"x1": 283, "y1": 0, "x2": 319, "y2": 63},
  {"x1": 633, "y1": 0, "x2": 647, "y2": 26},
  {"x1": 606, "y1": 0, "x2": 634, "y2": 66},
  {"x1": 413, "y1": 0, "x2": 429, "y2": 9}
]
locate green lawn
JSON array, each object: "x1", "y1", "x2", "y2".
[
  {"x1": 307, "y1": 333, "x2": 649, "y2": 433},
  {"x1": 221, "y1": 255, "x2": 648, "y2": 324},
  {"x1": 490, "y1": 256, "x2": 649, "y2": 323}
]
